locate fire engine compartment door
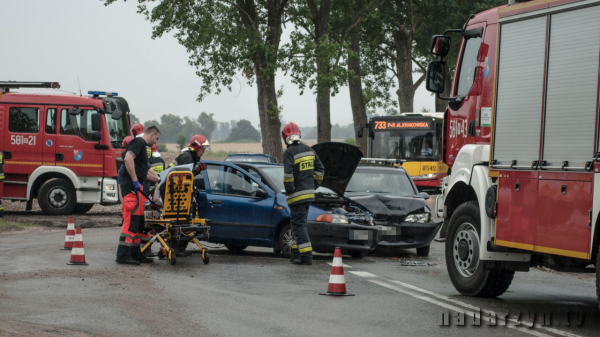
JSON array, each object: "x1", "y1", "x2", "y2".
[
  {"x1": 55, "y1": 108, "x2": 104, "y2": 178},
  {"x1": 541, "y1": 6, "x2": 600, "y2": 169},
  {"x1": 43, "y1": 107, "x2": 58, "y2": 166},
  {"x1": 492, "y1": 16, "x2": 547, "y2": 168},
  {"x1": 3, "y1": 104, "x2": 44, "y2": 178}
]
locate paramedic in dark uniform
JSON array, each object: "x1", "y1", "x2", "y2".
[
  {"x1": 116, "y1": 126, "x2": 161, "y2": 265},
  {"x1": 282, "y1": 122, "x2": 324, "y2": 265}
]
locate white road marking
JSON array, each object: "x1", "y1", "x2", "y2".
[
  {"x1": 388, "y1": 280, "x2": 583, "y2": 337},
  {"x1": 327, "y1": 262, "x2": 352, "y2": 268},
  {"x1": 348, "y1": 271, "x2": 377, "y2": 277},
  {"x1": 370, "y1": 280, "x2": 554, "y2": 337}
]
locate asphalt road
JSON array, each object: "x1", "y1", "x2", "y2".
[{"x1": 1, "y1": 201, "x2": 598, "y2": 337}]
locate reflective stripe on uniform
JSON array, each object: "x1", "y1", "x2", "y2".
[
  {"x1": 298, "y1": 242, "x2": 311, "y2": 249},
  {"x1": 287, "y1": 193, "x2": 315, "y2": 204},
  {"x1": 299, "y1": 246, "x2": 312, "y2": 253},
  {"x1": 294, "y1": 155, "x2": 314, "y2": 165},
  {"x1": 292, "y1": 244, "x2": 298, "y2": 249},
  {"x1": 314, "y1": 175, "x2": 323, "y2": 181},
  {"x1": 284, "y1": 173, "x2": 294, "y2": 182},
  {"x1": 293, "y1": 151, "x2": 314, "y2": 160},
  {"x1": 286, "y1": 189, "x2": 315, "y2": 200}
]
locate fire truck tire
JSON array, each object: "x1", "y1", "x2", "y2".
[
  {"x1": 446, "y1": 201, "x2": 515, "y2": 298},
  {"x1": 71, "y1": 203, "x2": 94, "y2": 214},
  {"x1": 596, "y1": 247, "x2": 599, "y2": 311},
  {"x1": 38, "y1": 178, "x2": 77, "y2": 215}
]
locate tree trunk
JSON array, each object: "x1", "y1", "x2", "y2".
[
  {"x1": 256, "y1": 68, "x2": 283, "y2": 163},
  {"x1": 435, "y1": 63, "x2": 452, "y2": 112},
  {"x1": 393, "y1": 28, "x2": 415, "y2": 114},
  {"x1": 311, "y1": 0, "x2": 332, "y2": 143},
  {"x1": 348, "y1": 29, "x2": 368, "y2": 156}
]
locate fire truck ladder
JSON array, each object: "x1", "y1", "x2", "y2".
[{"x1": 0, "y1": 81, "x2": 60, "y2": 93}]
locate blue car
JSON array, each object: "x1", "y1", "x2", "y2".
[
  {"x1": 160, "y1": 143, "x2": 379, "y2": 258},
  {"x1": 224, "y1": 153, "x2": 278, "y2": 164}
]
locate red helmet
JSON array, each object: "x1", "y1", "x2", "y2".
[
  {"x1": 190, "y1": 134, "x2": 211, "y2": 151},
  {"x1": 131, "y1": 123, "x2": 145, "y2": 137},
  {"x1": 151, "y1": 144, "x2": 158, "y2": 152},
  {"x1": 122, "y1": 136, "x2": 134, "y2": 147},
  {"x1": 282, "y1": 122, "x2": 301, "y2": 145}
]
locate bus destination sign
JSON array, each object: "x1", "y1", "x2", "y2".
[{"x1": 373, "y1": 120, "x2": 432, "y2": 130}]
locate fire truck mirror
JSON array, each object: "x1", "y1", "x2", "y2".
[
  {"x1": 430, "y1": 35, "x2": 450, "y2": 57},
  {"x1": 111, "y1": 110, "x2": 123, "y2": 120},
  {"x1": 426, "y1": 61, "x2": 446, "y2": 94},
  {"x1": 92, "y1": 132, "x2": 102, "y2": 141},
  {"x1": 68, "y1": 107, "x2": 82, "y2": 116},
  {"x1": 91, "y1": 113, "x2": 102, "y2": 131}
]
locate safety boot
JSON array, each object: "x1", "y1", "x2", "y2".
[
  {"x1": 116, "y1": 255, "x2": 141, "y2": 265},
  {"x1": 290, "y1": 248, "x2": 299, "y2": 263},
  {"x1": 292, "y1": 255, "x2": 313, "y2": 265}
]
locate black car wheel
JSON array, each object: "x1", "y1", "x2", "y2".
[
  {"x1": 277, "y1": 223, "x2": 293, "y2": 259},
  {"x1": 446, "y1": 201, "x2": 514, "y2": 297},
  {"x1": 71, "y1": 203, "x2": 94, "y2": 214},
  {"x1": 416, "y1": 245, "x2": 430, "y2": 257},
  {"x1": 349, "y1": 250, "x2": 368, "y2": 259},
  {"x1": 224, "y1": 244, "x2": 248, "y2": 251},
  {"x1": 38, "y1": 178, "x2": 77, "y2": 215}
]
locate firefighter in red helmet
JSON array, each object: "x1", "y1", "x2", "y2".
[
  {"x1": 131, "y1": 123, "x2": 145, "y2": 137},
  {"x1": 170, "y1": 134, "x2": 210, "y2": 171},
  {"x1": 282, "y1": 122, "x2": 324, "y2": 265}
]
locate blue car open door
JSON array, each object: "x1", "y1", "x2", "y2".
[{"x1": 203, "y1": 164, "x2": 275, "y2": 247}]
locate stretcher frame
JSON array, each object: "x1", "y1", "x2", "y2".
[{"x1": 141, "y1": 170, "x2": 210, "y2": 265}]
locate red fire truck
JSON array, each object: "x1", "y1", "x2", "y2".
[
  {"x1": 426, "y1": 0, "x2": 599, "y2": 307},
  {"x1": 0, "y1": 82, "x2": 131, "y2": 215}
]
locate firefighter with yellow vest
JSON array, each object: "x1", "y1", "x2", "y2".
[{"x1": 282, "y1": 122, "x2": 324, "y2": 265}]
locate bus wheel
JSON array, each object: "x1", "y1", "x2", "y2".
[
  {"x1": 38, "y1": 178, "x2": 77, "y2": 215},
  {"x1": 445, "y1": 201, "x2": 514, "y2": 298}
]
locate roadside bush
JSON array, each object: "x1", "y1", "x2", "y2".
[
  {"x1": 156, "y1": 143, "x2": 168, "y2": 152},
  {"x1": 344, "y1": 138, "x2": 357, "y2": 146}
]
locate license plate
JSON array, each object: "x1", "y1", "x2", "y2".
[
  {"x1": 349, "y1": 230, "x2": 370, "y2": 241},
  {"x1": 380, "y1": 226, "x2": 400, "y2": 236}
]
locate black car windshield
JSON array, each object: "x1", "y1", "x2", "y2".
[
  {"x1": 226, "y1": 156, "x2": 270, "y2": 163},
  {"x1": 260, "y1": 167, "x2": 286, "y2": 192},
  {"x1": 346, "y1": 169, "x2": 415, "y2": 196}
]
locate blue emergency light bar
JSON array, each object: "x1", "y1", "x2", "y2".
[{"x1": 88, "y1": 91, "x2": 118, "y2": 97}]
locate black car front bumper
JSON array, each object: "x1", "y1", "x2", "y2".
[
  {"x1": 307, "y1": 221, "x2": 379, "y2": 253},
  {"x1": 375, "y1": 220, "x2": 442, "y2": 249}
]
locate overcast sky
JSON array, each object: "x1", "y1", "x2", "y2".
[{"x1": 0, "y1": 0, "x2": 436, "y2": 128}]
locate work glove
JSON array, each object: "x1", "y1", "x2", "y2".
[
  {"x1": 133, "y1": 181, "x2": 141, "y2": 193},
  {"x1": 193, "y1": 163, "x2": 207, "y2": 175}
]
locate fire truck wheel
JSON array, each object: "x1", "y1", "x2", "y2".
[
  {"x1": 596, "y1": 247, "x2": 599, "y2": 311},
  {"x1": 71, "y1": 203, "x2": 94, "y2": 214},
  {"x1": 38, "y1": 178, "x2": 77, "y2": 215},
  {"x1": 446, "y1": 201, "x2": 515, "y2": 298}
]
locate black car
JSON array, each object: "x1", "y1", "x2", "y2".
[{"x1": 344, "y1": 164, "x2": 442, "y2": 256}]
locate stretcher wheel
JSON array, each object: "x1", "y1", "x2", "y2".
[
  {"x1": 202, "y1": 251, "x2": 210, "y2": 265},
  {"x1": 169, "y1": 250, "x2": 177, "y2": 265}
]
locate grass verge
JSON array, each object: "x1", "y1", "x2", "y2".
[{"x1": 0, "y1": 219, "x2": 42, "y2": 233}]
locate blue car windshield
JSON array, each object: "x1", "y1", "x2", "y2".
[
  {"x1": 225, "y1": 156, "x2": 270, "y2": 163},
  {"x1": 260, "y1": 167, "x2": 285, "y2": 193},
  {"x1": 346, "y1": 170, "x2": 415, "y2": 196}
]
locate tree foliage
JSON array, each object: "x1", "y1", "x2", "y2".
[{"x1": 228, "y1": 119, "x2": 261, "y2": 142}]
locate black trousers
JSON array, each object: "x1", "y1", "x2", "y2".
[{"x1": 290, "y1": 202, "x2": 312, "y2": 257}]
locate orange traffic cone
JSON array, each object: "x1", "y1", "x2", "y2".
[
  {"x1": 67, "y1": 226, "x2": 88, "y2": 266},
  {"x1": 320, "y1": 247, "x2": 354, "y2": 296},
  {"x1": 61, "y1": 217, "x2": 76, "y2": 250}
]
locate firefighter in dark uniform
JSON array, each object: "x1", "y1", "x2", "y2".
[
  {"x1": 0, "y1": 153, "x2": 4, "y2": 218},
  {"x1": 116, "y1": 126, "x2": 161, "y2": 265},
  {"x1": 282, "y1": 122, "x2": 324, "y2": 265},
  {"x1": 169, "y1": 134, "x2": 210, "y2": 168}
]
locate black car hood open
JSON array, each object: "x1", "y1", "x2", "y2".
[
  {"x1": 347, "y1": 194, "x2": 426, "y2": 220},
  {"x1": 311, "y1": 142, "x2": 363, "y2": 196}
]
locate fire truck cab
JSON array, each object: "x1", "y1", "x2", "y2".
[
  {"x1": 426, "y1": 0, "x2": 600, "y2": 307},
  {"x1": 0, "y1": 82, "x2": 130, "y2": 215}
]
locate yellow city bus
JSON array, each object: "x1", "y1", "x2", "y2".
[{"x1": 364, "y1": 113, "x2": 447, "y2": 192}]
